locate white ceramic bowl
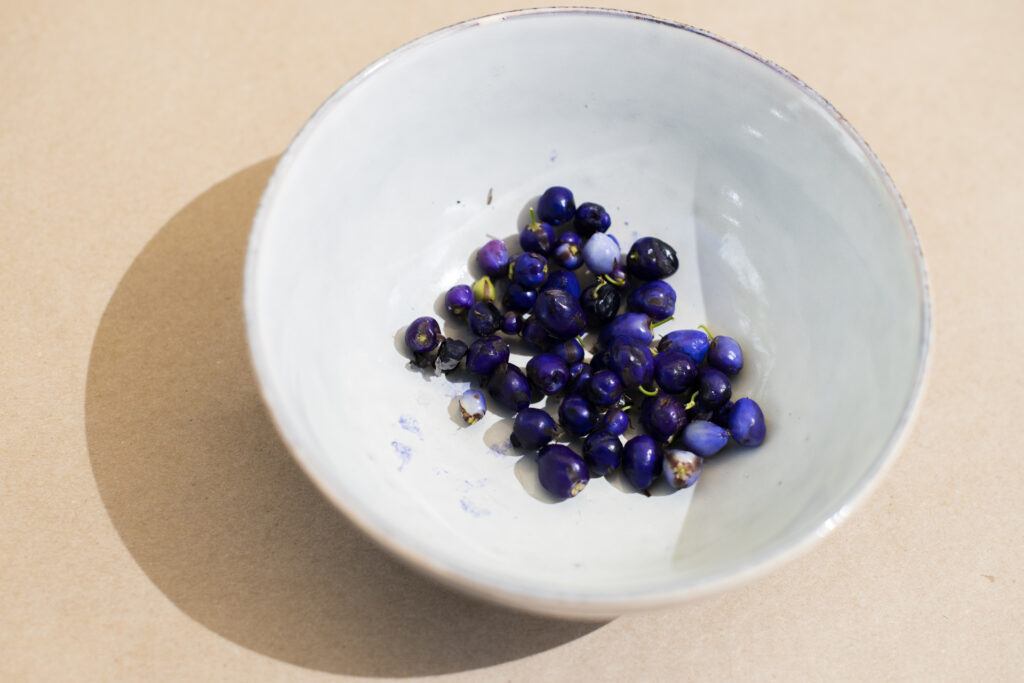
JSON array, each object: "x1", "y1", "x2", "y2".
[{"x1": 244, "y1": 8, "x2": 930, "y2": 618}]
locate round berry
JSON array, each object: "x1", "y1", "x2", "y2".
[
  {"x1": 476, "y1": 239, "x2": 510, "y2": 278},
  {"x1": 574, "y1": 202, "x2": 611, "y2": 237},
  {"x1": 626, "y1": 236, "x2": 678, "y2": 280},
  {"x1": 580, "y1": 282, "x2": 622, "y2": 327},
  {"x1": 526, "y1": 353, "x2": 570, "y2": 395},
  {"x1": 606, "y1": 337, "x2": 654, "y2": 390},
  {"x1": 697, "y1": 367, "x2": 732, "y2": 409},
  {"x1": 486, "y1": 363, "x2": 532, "y2": 412},
  {"x1": 536, "y1": 186, "x2": 576, "y2": 226},
  {"x1": 533, "y1": 288, "x2": 587, "y2": 341},
  {"x1": 466, "y1": 335, "x2": 510, "y2": 376},
  {"x1": 509, "y1": 252, "x2": 549, "y2": 289},
  {"x1": 511, "y1": 408, "x2": 560, "y2": 449},
  {"x1": 583, "y1": 431, "x2": 623, "y2": 476},
  {"x1": 444, "y1": 285, "x2": 474, "y2": 316},
  {"x1": 623, "y1": 435, "x2": 661, "y2": 490},
  {"x1": 404, "y1": 316, "x2": 441, "y2": 354},
  {"x1": 558, "y1": 395, "x2": 598, "y2": 437},
  {"x1": 500, "y1": 311, "x2": 524, "y2": 335},
  {"x1": 640, "y1": 394, "x2": 687, "y2": 442},
  {"x1": 503, "y1": 282, "x2": 538, "y2": 312},
  {"x1": 468, "y1": 301, "x2": 501, "y2": 336},
  {"x1": 598, "y1": 408, "x2": 630, "y2": 436},
  {"x1": 728, "y1": 397, "x2": 766, "y2": 447},
  {"x1": 587, "y1": 370, "x2": 623, "y2": 407},
  {"x1": 537, "y1": 444, "x2": 589, "y2": 499},
  {"x1": 659, "y1": 329, "x2": 710, "y2": 363},
  {"x1": 552, "y1": 338, "x2": 585, "y2": 366},
  {"x1": 542, "y1": 269, "x2": 582, "y2": 299},
  {"x1": 708, "y1": 335, "x2": 744, "y2": 376},
  {"x1": 554, "y1": 231, "x2": 583, "y2": 269},
  {"x1": 627, "y1": 280, "x2": 676, "y2": 320},
  {"x1": 520, "y1": 211, "x2": 556, "y2": 255},
  {"x1": 582, "y1": 232, "x2": 620, "y2": 275},
  {"x1": 653, "y1": 350, "x2": 698, "y2": 394}
]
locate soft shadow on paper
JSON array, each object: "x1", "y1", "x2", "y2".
[{"x1": 84, "y1": 159, "x2": 602, "y2": 677}]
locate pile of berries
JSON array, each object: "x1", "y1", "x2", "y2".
[{"x1": 403, "y1": 186, "x2": 766, "y2": 500}]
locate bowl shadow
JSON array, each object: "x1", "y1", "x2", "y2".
[{"x1": 84, "y1": 158, "x2": 604, "y2": 677}]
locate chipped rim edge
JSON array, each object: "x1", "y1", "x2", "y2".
[{"x1": 242, "y1": 6, "x2": 933, "y2": 619}]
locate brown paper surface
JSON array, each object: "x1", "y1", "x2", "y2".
[{"x1": 2, "y1": 0, "x2": 1021, "y2": 680}]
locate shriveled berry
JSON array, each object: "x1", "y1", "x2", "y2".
[
  {"x1": 626, "y1": 236, "x2": 678, "y2": 280},
  {"x1": 468, "y1": 301, "x2": 501, "y2": 336},
  {"x1": 466, "y1": 335, "x2": 509, "y2": 376},
  {"x1": 472, "y1": 276, "x2": 496, "y2": 303},
  {"x1": 574, "y1": 202, "x2": 611, "y2": 237},
  {"x1": 434, "y1": 338, "x2": 468, "y2": 373}
]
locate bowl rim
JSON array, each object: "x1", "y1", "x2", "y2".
[{"x1": 243, "y1": 6, "x2": 933, "y2": 618}]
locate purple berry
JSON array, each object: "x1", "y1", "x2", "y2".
[
  {"x1": 537, "y1": 444, "x2": 589, "y2": 499},
  {"x1": 477, "y1": 239, "x2": 510, "y2": 278}
]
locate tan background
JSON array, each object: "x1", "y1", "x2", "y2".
[{"x1": 2, "y1": 0, "x2": 1022, "y2": 680}]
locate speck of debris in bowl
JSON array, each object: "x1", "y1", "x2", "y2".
[{"x1": 486, "y1": 187, "x2": 493, "y2": 205}]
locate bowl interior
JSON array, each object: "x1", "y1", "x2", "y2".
[{"x1": 246, "y1": 9, "x2": 927, "y2": 615}]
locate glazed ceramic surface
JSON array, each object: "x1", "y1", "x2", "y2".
[{"x1": 244, "y1": 8, "x2": 930, "y2": 617}]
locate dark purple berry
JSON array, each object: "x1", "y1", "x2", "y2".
[
  {"x1": 542, "y1": 269, "x2": 582, "y2": 299},
  {"x1": 623, "y1": 435, "x2": 661, "y2": 490},
  {"x1": 598, "y1": 408, "x2": 630, "y2": 436},
  {"x1": 698, "y1": 367, "x2": 732, "y2": 409},
  {"x1": 520, "y1": 318, "x2": 552, "y2": 350},
  {"x1": 468, "y1": 301, "x2": 501, "y2": 336},
  {"x1": 573, "y1": 202, "x2": 611, "y2": 237},
  {"x1": 536, "y1": 186, "x2": 576, "y2": 226},
  {"x1": 558, "y1": 395, "x2": 598, "y2": 437},
  {"x1": 500, "y1": 311, "x2": 524, "y2": 335},
  {"x1": 580, "y1": 282, "x2": 622, "y2": 327},
  {"x1": 504, "y1": 282, "x2": 538, "y2": 312},
  {"x1": 583, "y1": 431, "x2": 623, "y2": 476},
  {"x1": 606, "y1": 337, "x2": 654, "y2": 390},
  {"x1": 533, "y1": 288, "x2": 586, "y2": 341},
  {"x1": 526, "y1": 353, "x2": 569, "y2": 395},
  {"x1": 587, "y1": 370, "x2": 623, "y2": 407},
  {"x1": 659, "y1": 329, "x2": 710, "y2": 363},
  {"x1": 626, "y1": 236, "x2": 678, "y2": 280},
  {"x1": 477, "y1": 239, "x2": 510, "y2": 278},
  {"x1": 627, "y1": 280, "x2": 676, "y2": 320},
  {"x1": 508, "y1": 252, "x2": 548, "y2": 289},
  {"x1": 520, "y1": 211, "x2": 556, "y2": 255},
  {"x1": 640, "y1": 394, "x2": 687, "y2": 442},
  {"x1": 511, "y1": 408, "x2": 560, "y2": 449},
  {"x1": 486, "y1": 363, "x2": 532, "y2": 411},
  {"x1": 537, "y1": 444, "x2": 589, "y2": 498},
  {"x1": 444, "y1": 285, "x2": 474, "y2": 316},
  {"x1": 466, "y1": 335, "x2": 510, "y2": 376},
  {"x1": 567, "y1": 362, "x2": 592, "y2": 396},
  {"x1": 653, "y1": 350, "x2": 698, "y2": 394},
  {"x1": 552, "y1": 338, "x2": 584, "y2": 366},
  {"x1": 598, "y1": 312, "x2": 656, "y2": 347},
  {"x1": 405, "y1": 316, "x2": 441, "y2": 354}
]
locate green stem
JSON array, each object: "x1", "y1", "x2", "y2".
[
  {"x1": 651, "y1": 316, "x2": 675, "y2": 330},
  {"x1": 684, "y1": 390, "x2": 699, "y2": 411},
  {"x1": 698, "y1": 324, "x2": 713, "y2": 339},
  {"x1": 638, "y1": 384, "x2": 659, "y2": 397},
  {"x1": 601, "y1": 274, "x2": 626, "y2": 287}
]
